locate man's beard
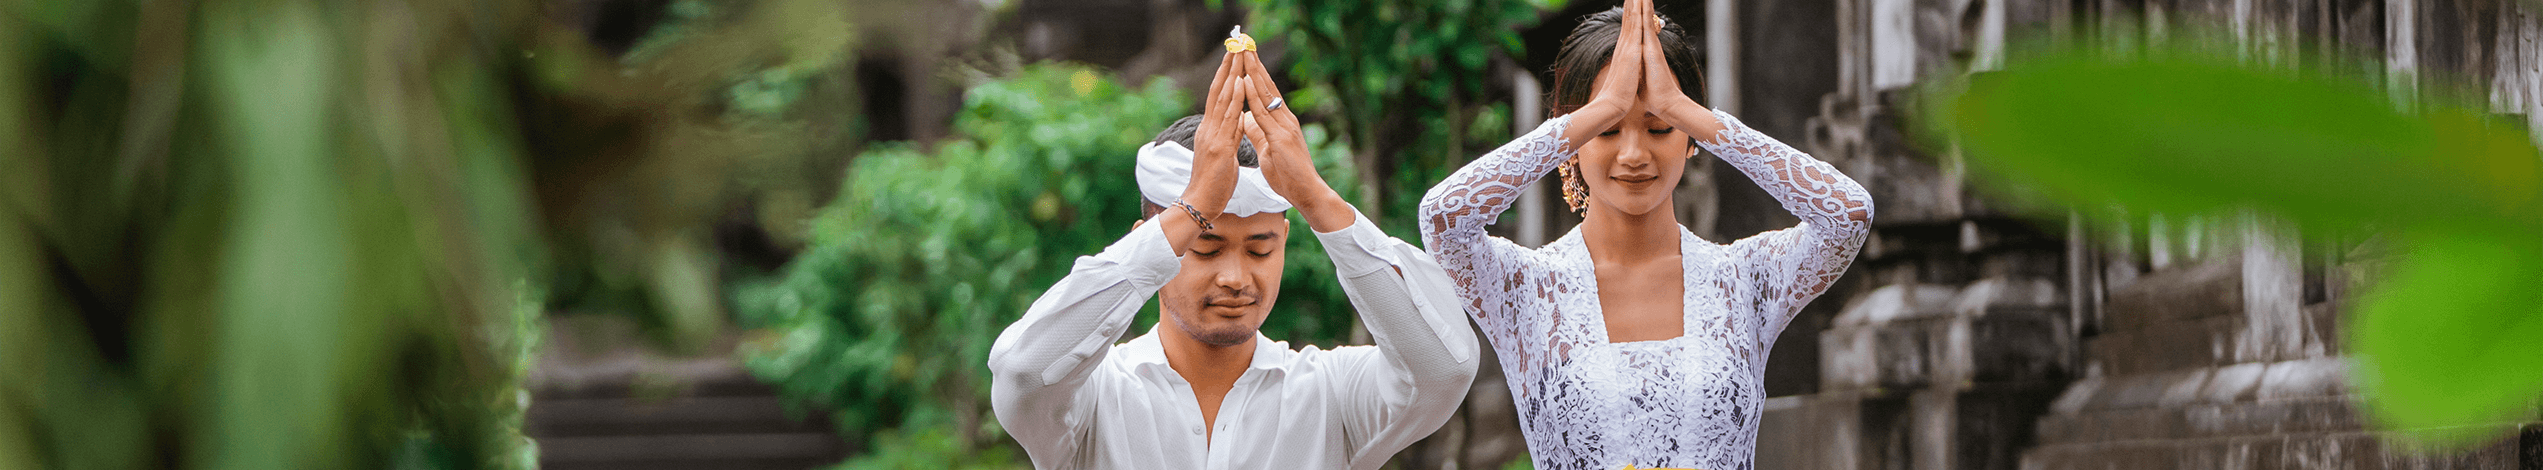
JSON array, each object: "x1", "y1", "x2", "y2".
[{"x1": 1166, "y1": 305, "x2": 1259, "y2": 347}]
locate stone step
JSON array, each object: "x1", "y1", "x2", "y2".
[
  {"x1": 2103, "y1": 256, "x2": 2243, "y2": 335},
  {"x1": 2045, "y1": 360, "x2": 2349, "y2": 418},
  {"x1": 1820, "y1": 313, "x2": 2069, "y2": 391},
  {"x1": 2087, "y1": 315, "x2": 2245, "y2": 377},
  {"x1": 2021, "y1": 424, "x2": 2543, "y2": 470},
  {"x1": 529, "y1": 395, "x2": 830, "y2": 437},
  {"x1": 2086, "y1": 302, "x2": 2347, "y2": 377},
  {"x1": 2036, "y1": 396, "x2": 2365, "y2": 445},
  {"x1": 536, "y1": 432, "x2": 846, "y2": 470}
]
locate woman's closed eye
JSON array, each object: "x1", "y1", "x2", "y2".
[
  {"x1": 1249, "y1": 250, "x2": 1274, "y2": 258},
  {"x1": 1648, "y1": 127, "x2": 1676, "y2": 135}
]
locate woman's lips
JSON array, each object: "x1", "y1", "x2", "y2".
[{"x1": 1611, "y1": 175, "x2": 1660, "y2": 187}]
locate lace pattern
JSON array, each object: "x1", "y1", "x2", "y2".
[{"x1": 1417, "y1": 111, "x2": 1872, "y2": 470}]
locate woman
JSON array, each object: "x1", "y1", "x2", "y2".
[{"x1": 1415, "y1": 0, "x2": 1872, "y2": 468}]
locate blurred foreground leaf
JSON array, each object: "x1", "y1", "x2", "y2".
[
  {"x1": 1939, "y1": 47, "x2": 2541, "y2": 233},
  {"x1": 1931, "y1": 41, "x2": 2543, "y2": 446}
]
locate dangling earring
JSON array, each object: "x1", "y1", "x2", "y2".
[{"x1": 1558, "y1": 156, "x2": 1588, "y2": 214}]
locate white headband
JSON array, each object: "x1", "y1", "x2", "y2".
[{"x1": 1135, "y1": 140, "x2": 1291, "y2": 217}]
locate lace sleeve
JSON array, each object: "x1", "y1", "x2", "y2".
[
  {"x1": 1705, "y1": 110, "x2": 1873, "y2": 350},
  {"x1": 1417, "y1": 115, "x2": 1574, "y2": 339}
]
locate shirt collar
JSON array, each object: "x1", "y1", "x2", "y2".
[{"x1": 1121, "y1": 326, "x2": 1292, "y2": 375}]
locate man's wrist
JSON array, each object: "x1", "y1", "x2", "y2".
[{"x1": 1293, "y1": 188, "x2": 1355, "y2": 233}]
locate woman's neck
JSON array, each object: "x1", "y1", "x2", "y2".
[{"x1": 1580, "y1": 196, "x2": 1683, "y2": 262}]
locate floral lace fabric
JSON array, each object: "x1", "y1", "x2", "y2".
[{"x1": 1417, "y1": 111, "x2": 1872, "y2": 470}]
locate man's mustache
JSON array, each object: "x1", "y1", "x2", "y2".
[{"x1": 1205, "y1": 292, "x2": 1260, "y2": 307}]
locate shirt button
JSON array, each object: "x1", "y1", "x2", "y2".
[{"x1": 1190, "y1": 426, "x2": 1203, "y2": 435}]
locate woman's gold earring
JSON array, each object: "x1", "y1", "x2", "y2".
[{"x1": 1559, "y1": 157, "x2": 1588, "y2": 214}]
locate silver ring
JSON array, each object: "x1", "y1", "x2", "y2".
[{"x1": 1265, "y1": 97, "x2": 1285, "y2": 111}]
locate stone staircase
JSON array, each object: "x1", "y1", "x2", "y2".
[
  {"x1": 2019, "y1": 256, "x2": 2543, "y2": 470},
  {"x1": 1757, "y1": 217, "x2": 2080, "y2": 470},
  {"x1": 526, "y1": 317, "x2": 847, "y2": 470}
]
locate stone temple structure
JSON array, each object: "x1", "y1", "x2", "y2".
[
  {"x1": 1336, "y1": 1, "x2": 2543, "y2": 468},
  {"x1": 1710, "y1": 1, "x2": 2543, "y2": 469}
]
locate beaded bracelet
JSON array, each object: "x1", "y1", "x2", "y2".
[{"x1": 1174, "y1": 199, "x2": 1214, "y2": 230}]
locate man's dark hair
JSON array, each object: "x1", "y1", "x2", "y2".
[
  {"x1": 1143, "y1": 114, "x2": 1259, "y2": 218},
  {"x1": 1154, "y1": 114, "x2": 1259, "y2": 167},
  {"x1": 1546, "y1": 7, "x2": 1705, "y2": 116}
]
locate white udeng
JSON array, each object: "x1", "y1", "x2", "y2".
[
  {"x1": 1417, "y1": 110, "x2": 1873, "y2": 470},
  {"x1": 987, "y1": 209, "x2": 1478, "y2": 470}
]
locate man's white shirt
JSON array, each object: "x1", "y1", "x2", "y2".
[{"x1": 988, "y1": 210, "x2": 1479, "y2": 470}]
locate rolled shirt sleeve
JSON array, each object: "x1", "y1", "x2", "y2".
[
  {"x1": 1311, "y1": 209, "x2": 1481, "y2": 468},
  {"x1": 988, "y1": 220, "x2": 1182, "y2": 467}
]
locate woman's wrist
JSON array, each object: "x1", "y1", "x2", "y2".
[{"x1": 1656, "y1": 98, "x2": 1723, "y2": 141}]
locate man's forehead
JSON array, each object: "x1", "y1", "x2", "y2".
[{"x1": 1198, "y1": 212, "x2": 1290, "y2": 241}]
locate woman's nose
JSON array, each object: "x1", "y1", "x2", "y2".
[{"x1": 1616, "y1": 138, "x2": 1653, "y2": 167}]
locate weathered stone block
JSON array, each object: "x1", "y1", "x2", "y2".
[
  {"x1": 2105, "y1": 256, "x2": 2245, "y2": 334},
  {"x1": 2089, "y1": 314, "x2": 2245, "y2": 376},
  {"x1": 1824, "y1": 314, "x2": 2070, "y2": 391},
  {"x1": 1952, "y1": 277, "x2": 2065, "y2": 318},
  {"x1": 2253, "y1": 358, "x2": 2349, "y2": 401},
  {"x1": 1969, "y1": 314, "x2": 2071, "y2": 385},
  {"x1": 1835, "y1": 283, "x2": 1961, "y2": 327}
]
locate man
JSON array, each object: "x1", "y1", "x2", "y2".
[{"x1": 987, "y1": 46, "x2": 1477, "y2": 469}]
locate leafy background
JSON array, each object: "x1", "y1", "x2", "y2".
[{"x1": 6, "y1": 0, "x2": 2541, "y2": 469}]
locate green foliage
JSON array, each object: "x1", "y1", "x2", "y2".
[
  {"x1": 0, "y1": 1, "x2": 551, "y2": 468},
  {"x1": 827, "y1": 426, "x2": 1025, "y2": 470},
  {"x1": 735, "y1": 63, "x2": 1364, "y2": 462},
  {"x1": 1927, "y1": 39, "x2": 2543, "y2": 446},
  {"x1": 1, "y1": 0, "x2": 849, "y2": 466},
  {"x1": 1241, "y1": 0, "x2": 1554, "y2": 233}
]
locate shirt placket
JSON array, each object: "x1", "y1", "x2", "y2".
[
  {"x1": 1152, "y1": 366, "x2": 1213, "y2": 469},
  {"x1": 1202, "y1": 371, "x2": 1258, "y2": 469}
]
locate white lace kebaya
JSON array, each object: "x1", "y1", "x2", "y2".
[{"x1": 1417, "y1": 110, "x2": 1872, "y2": 470}]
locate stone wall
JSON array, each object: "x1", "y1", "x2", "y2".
[{"x1": 1749, "y1": 1, "x2": 2543, "y2": 469}]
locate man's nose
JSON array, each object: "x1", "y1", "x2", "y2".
[{"x1": 1214, "y1": 264, "x2": 1251, "y2": 291}]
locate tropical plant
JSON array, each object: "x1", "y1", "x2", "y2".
[{"x1": 1240, "y1": 0, "x2": 1562, "y2": 234}]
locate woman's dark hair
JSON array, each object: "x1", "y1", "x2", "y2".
[
  {"x1": 1545, "y1": 7, "x2": 1707, "y2": 213},
  {"x1": 1547, "y1": 7, "x2": 1705, "y2": 116}
]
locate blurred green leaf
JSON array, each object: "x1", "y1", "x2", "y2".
[
  {"x1": 1940, "y1": 47, "x2": 2542, "y2": 233},
  {"x1": 2350, "y1": 228, "x2": 2543, "y2": 442},
  {"x1": 202, "y1": 4, "x2": 358, "y2": 467}
]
